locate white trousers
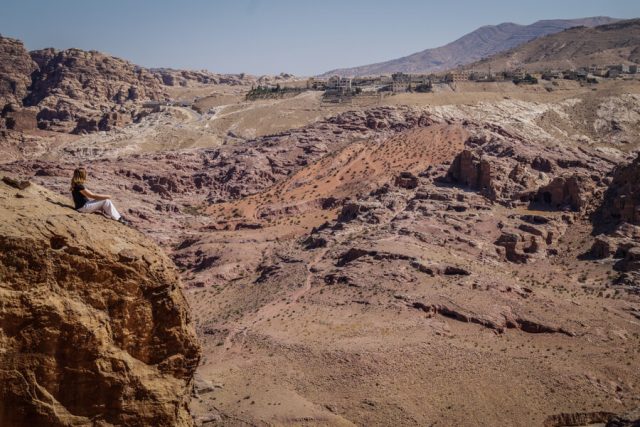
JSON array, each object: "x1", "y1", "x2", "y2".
[{"x1": 78, "y1": 199, "x2": 121, "y2": 221}]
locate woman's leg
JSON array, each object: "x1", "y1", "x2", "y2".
[
  {"x1": 101, "y1": 199, "x2": 122, "y2": 221},
  {"x1": 78, "y1": 199, "x2": 121, "y2": 221}
]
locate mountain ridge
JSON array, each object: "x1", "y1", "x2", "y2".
[
  {"x1": 462, "y1": 18, "x2": 640, "y2": 71},
  {"x1": 319, "y1": 16, "x2": 620, "y2": 77}
]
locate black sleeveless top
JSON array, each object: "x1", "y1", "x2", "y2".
[{"x1": 72, "y1": 184, "x2": 89, "y2": 209}]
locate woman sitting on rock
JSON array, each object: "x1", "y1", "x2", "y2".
[{"x1": 71, "y1": 167, "x2": 128, "y2": 224}]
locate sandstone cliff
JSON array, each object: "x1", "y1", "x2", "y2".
[
  {"x1": 0, "y1": 179, "x2": 200, "y2": 426},
  {"x1": 150, "y1": 68, "x2": 252, "y2": 87},
  {"x1": 26, "y1": 47, "x2": 166, "y2": 133},
  {"x1": 0, "y1": 36, "x2": 36, "y2": 110},
  {"x1": 0, "y1": 35, "x2": 168, "y2": 134}
]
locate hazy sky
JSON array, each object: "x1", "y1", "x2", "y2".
[{"x1": 1, "y1": 0, "x2": 639, "y2": 75}]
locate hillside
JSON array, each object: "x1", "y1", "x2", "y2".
[
  {"x1": 320, "y1": 17, "x2": 618, "y2": 77},
  {"x1": 464, "y1": 18, "x2": 640, "y2": 72}
]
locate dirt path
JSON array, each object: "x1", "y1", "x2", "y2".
[{"x1": 292, "y1": 246, "x2": 329, "y2": 302}]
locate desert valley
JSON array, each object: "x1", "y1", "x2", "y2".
[{"x1": 1, "y1": 11, "x2": 640, "y2": 427}]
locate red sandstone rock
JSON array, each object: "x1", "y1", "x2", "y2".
[
  {"x1": 601, "y1": 154, "x2": 640, "y2": 225},
  {"x1": 395, "y1": 171, "x2": 419, "y2": 189},
  {"x1": 535, "y1": 174, "x2": 596, "y2": 212}
]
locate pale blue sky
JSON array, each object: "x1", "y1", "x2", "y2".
[{"x1": 1, "y1": 0, "x2": 639, "y2": 75}]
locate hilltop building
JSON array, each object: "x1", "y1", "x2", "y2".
[
  {"x1": 504, "y1": 69, "x2": 526, "y2": 81},
  {"x1": 444, "y1": 71, "x2": 470, "y2": 82},
  {"x1": 541, "y1": 70, "x2": 563, "y2": 80},
  {"x1": 307, "y1": 78, "x2": 327, "y2": 90},
  {"x1": 588, "y1": 65, "x2": 608, "y2": 77},
  {"x1": 327, "y1": 76, "x2": 352, "y2": 93},
  {"x1": 391, "y1": 72, "x2": 411, "y2": 92}
]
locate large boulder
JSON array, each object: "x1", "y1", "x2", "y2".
[
  {"x1": 446, "y1": 149, "x2": 493, "y2": 194},
  {"x1": 534, "y1": 174, "x2": 596, "y2": 212},
  {"x1": 394, "y1": 171, "x2": 419, "y2": 189},
  {"x1": 0, "y1": 105, "x2": 38, "y2": 131},
  {"x1": 0, "y1": 181, "x2": 200, "y2": 426},
  {"x1": 99, "y1": 111, "x2": 132, "y2": 131},
  {"x1": 600, "y1": 154, "x2": 640, "y2": 225}
]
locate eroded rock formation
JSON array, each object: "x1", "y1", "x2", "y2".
[
  {"x1": 0, "y1": 36, "x2": 36, "y2": 110},
  {"x1": 590, "y1": 154, "x2": 640, "y2": 284},
  {"x1": 445, "y1": 129, "x2": 610, "y2": 211},
  {"x1": 0, "y1": 180, "x2": 200, "y2": 426},
  {"x1": 26, "y1": 47, "x2": 165, "y2": 133},
  {"x1": 0, "y1": 35, "x2": 168, "y2": 134},
  {"x1": 600, "y1": 154, "x2": 640, "y2": 226}
]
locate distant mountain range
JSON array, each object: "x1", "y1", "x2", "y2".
[
  {"x1": 320, "y1": 17, "x2": 619, "y2": 77},
  {"x1": 462, "y1": 18, "x2": 640, "y2": 72}
]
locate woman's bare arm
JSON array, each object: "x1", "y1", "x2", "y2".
[{"x1": 80, "y1": 189, "x2": 112, "y2": 200}]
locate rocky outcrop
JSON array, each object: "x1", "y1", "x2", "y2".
[
  {"x1": 0, "y1": 105, "x2": 38, "y2": 131},
  {"x1": 444, "y1": 133, "x2": 554, "y2": 203},
  {"x1": 543, "y1": 412, "x2": 616, "y2": 427},
  {"x1": 329, "y1": 107, "x2": 436, "y2": 132},
  {"x1": 26, "y1": 48, "x2": 164, "y2": 106},
  {"x1": 151, "y1": 68, "x2": 252, "y2": 87},
  {"x1": 535, "y1": 174, "x2": 596, "y2": 212},
  {"x1": 25, "y1": 48, "x2": 165, "y2": 132},
  {"x1": 589, "y1": 155, "x2": 640, "y2": 284},
  {"x1": 589, "y1": 226, "x2": 640, "y2": 285},
  {"x1": 619, "y1": 246, "x2": 640, "y2": 273},
  {"x1": 337, "y1": 200, "x2": 387, "y2": 224},
  {"x1": 0, "y1": 36, "x2": 36, "y2": 111},
  {"x1": 493, "y1": 214, "x2": 566, "y2": 263},
  {"x1": 445, "y1": 129, "x2": 612, "y2": 210},
  {"x1": 98, "y1": 111, "x2": 133, "y2": 131},
  {"x1": 0, "y1": 180, "x2": 200, "y2": 426},
  {"x1": 543, "y1": 408, "x2": 640, "y2": 427},
  {"x1": 605, "y1": 407, "x2": 640, "y2": 427},
  {"x1": 0, "y1": 37, "x2": 38, "y2": 132},
  {"x1": 149, "y1": 69, "x2": 297, "y2": 88},
  {"x1": 446, "y1": 149, "x2": 494, "y2": 196},
  {"x1": 394, "y1": 171, "x2": 419, "y2": 189},
  {"x1": 0, "y1": 35, "x2": 169, "y2": 134},
  {"x1": 600, "y1": 154, "x2": 640, "y2": 226}
]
